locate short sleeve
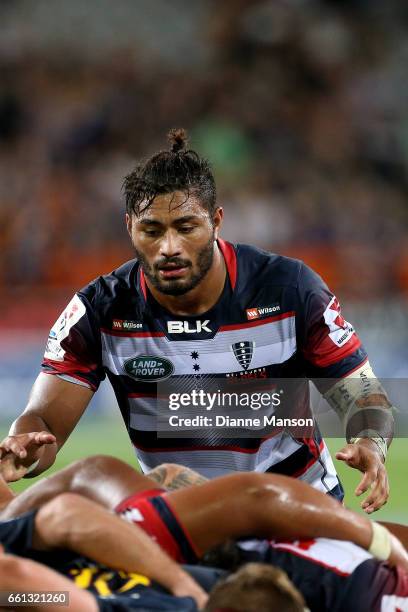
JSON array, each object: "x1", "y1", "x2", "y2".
[
  {"x1": 41, "y1": 288, "x2": 105, "y2": 391},
  {"x1": 0, "y1": 511, "x2": 37, "y2": 554},
  {"x1": 296, "y1": 263, "x2": 367, "y2": 379}
]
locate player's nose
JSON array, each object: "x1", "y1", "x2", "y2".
[{"x1": 159, "y1": 229, "x2": 182, "y2": 258}]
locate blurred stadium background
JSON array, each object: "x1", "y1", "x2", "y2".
[{"x1": 0, "y1": 0, "x2": 407, "y2": 521}]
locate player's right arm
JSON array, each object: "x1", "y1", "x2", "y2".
[
  {"x1": 0, "y1": 289, "x2": 104, "y2": 480},
  {"x1": 1, "y1": 374, "x2": 94, "y2": 479}
]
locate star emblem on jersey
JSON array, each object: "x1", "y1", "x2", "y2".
[
  {"x1": 193, "y1": 364, "x2": 200, "y2": 372},
  {"x1": 231, "y1": 341, "x2": 255, "y2": 371},
  {"x1": 190, "y1": 351, "x2": 199, "y2": 360}
]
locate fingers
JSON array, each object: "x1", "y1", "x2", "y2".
[
  {"x1": 355, "y1": 469, "x2": 377, "y2": 497},
  {"x1": 335, "y1": 451, "x2": 350, "y2": 461},
  {"x1": 336, "y1": 442, "x2": 390, "y2": 513},
  {"x1": 361, "y1": 467, "x2": 389, "y2": 514},
  {"x1": 0, "y1": 431, "x2": 56, "y2": 461},
  {"x1": 34, "y1": 432, "x2": 56, "y2": 445},
  {"x1": 0, "y1": 439, "x2": 27, "y2": 460},
  {"x1": 335, "y1": 445, "x2": 360, "y2": 468},
  {"x1": 0, "y1": 454, "x2": 28, "y2": 482},
  {"x1": 0, "y1": 431, "x2": 56, "y2": 482},
  {"x1": 1, "y1": 464, "x2": 28, "y2": 483}
]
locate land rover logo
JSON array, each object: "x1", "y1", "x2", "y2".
[{"x1": 124, "y1": 355, "x2": 174, "y2": 382}]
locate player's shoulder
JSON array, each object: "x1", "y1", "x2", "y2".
[
  {"x1": 235, "y1": 242, "x2": 306, "y2": 289},
  {"x1": 77, "y1": 259, "x2": 140, "y2": 308}
]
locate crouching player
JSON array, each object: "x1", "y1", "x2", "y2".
[
  {"x1": 1, "y1": 449, "x2": 408, "y2": 611},
  {"x1": 0, "y1": 473, "x2": 209, "y2": 610}
]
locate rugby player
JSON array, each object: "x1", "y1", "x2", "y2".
[
  {"x1": 1, "y1": 129, "x2": 394, "y2": 512},
  {"x1": 0, "y1": 545, "x2": 302, "y2": 612},
  {"x1": 204, "y1": 563, "x2": 307, "y2": 612},
  {"x1": 0, "y1": 520, "x2": 215, "y2": 612},
  {"x1": 0, "y1": 464, "x2": 208, "y2": 610},
  {"x1": 1, "y1": 453, "x2": 407, "y2": 611}
]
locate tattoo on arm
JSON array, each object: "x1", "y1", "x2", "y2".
[
  {"x1": 146, "y1": 466, "x2": 168, "y2": 487},
  {"x1": 164, "y1": 469, "x2": 208, "y2": 491},
  {"x1": 146, "y1": 465, "x2": 208, "y2": 491}
]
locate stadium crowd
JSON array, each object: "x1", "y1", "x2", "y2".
[
  {"x1": 0, "y1": 2, "x2": 408, "y2": 609},
  {"x1": 0, "y1": 0, "x2": 408, "y2": 310}
]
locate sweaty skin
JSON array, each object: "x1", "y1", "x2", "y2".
[
  {"x1": 0, "y1": 547, "x2": 98, "y2": 612},
  {"x1": 127, "y1": 192, "x2": 225, "y2": 315},
  {"x1": 1, "y1": 455, "x2": 407, "y2": 570},
  {"x1": 0, "y1": 480, "x2": 207, "y2": 608},
  {"x1": 3, "y1": 376, "x2": 93, "y2": 476}
]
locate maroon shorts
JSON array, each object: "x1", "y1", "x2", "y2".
[{"x1": 115, "y1": 488, "x2": 199, "y2": 564}]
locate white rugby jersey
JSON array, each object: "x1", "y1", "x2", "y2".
[{"x1": 42, "y1": 240, "x2": 368, "y2": 498}]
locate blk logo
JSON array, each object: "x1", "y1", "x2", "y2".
[
  {"x1": 167, "y1": 320, "x2": 211, "y2": 334},
  {"x1": 231, "y1": 341, "x2": 255, "y2": 371}
]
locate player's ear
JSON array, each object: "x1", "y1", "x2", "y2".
[{"x1": 212, "y1": 207, "x2": 223, "y2": 240}]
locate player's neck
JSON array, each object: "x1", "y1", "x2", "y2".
[{"x1": 146, "y1": 243, "x2": 226, "y2": 316}]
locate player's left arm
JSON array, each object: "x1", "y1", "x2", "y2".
[
  {"x1": 298, "y1": 263, "x2": 394, "y2": 513},
  {"x1": 324, "y1": 361, "x2": 394, "y2": 513}
]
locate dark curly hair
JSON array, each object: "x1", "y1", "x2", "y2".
[{"x1": 123, "y1": 128, "x2": 216, "y2": 216}]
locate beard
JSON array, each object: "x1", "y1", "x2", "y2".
[{"x1": 134, "y1": 235, "x2": 215, "y2": 296}]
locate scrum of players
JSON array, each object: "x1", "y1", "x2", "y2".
[
  {"x1": 0, "y1": 131, "x2": 406, "y2": 610},
  {"x1": 0, "y1": 446, "x2": 406, "y2": 611}
]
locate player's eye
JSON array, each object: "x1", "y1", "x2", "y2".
[
  {"x1": 178, "y1": 226, "x2": 195, "y2": 234},
  {"x1": 144, "y1": 229, "x2": 160, "y2": 237}
]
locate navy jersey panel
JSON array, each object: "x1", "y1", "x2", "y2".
[
  {"x1": 95, "y1": 567, "x2": 223, "y2": 611},
  {"x1": 0, "y1": 510, "x2": 82, "y2": 569},
  {"x1": 264, "y1": 550, "x2": 385, "y2": 612},
  {"x1": 236, "y1": 538, "x2": 402, "y2": 612},
  {"x1": 0, "y1": 510, "x2": 37, "y2": 554},
  {"x1": 295, "y1": 262, "x2": 367, "y2": 380},
  {"x1": 40, "y1": 241, "x2": 366, "y2": 489},
  {"x1": 96, "y1": 592, "x2": 198, "y2": 612},
  {"x1": 54, "y1": 555, "x2": 199, "y2": 611}
]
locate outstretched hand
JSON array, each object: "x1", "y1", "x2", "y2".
[
  {"x1": 336, "y1": 441, "x2": 389, "y2": 514},
  {"x1": 0, "y1": 432, "x2": 56, "y2": 482}
]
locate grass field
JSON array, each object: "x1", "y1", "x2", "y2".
[{"x1": 3, "y1": 417, "x2": 407, "y2": 523}]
